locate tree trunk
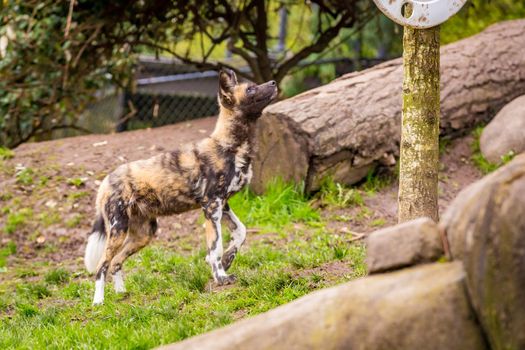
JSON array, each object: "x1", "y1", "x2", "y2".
[
  {"x1": 252, "y1": 19, "x2": 525, "y2": 194},
  {"x1": 398, "y1": 26, "x2": 440, "y2": 223}
]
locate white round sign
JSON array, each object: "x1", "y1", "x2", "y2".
[{"x1": 373, "y1": 0, "x2": 467, "y2": 29}]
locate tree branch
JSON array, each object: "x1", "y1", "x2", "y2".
[
  {"x1": 275, "y1": 13, "x2": 355, "y2": 83},
  {"x1": 132, "y1": 40, "x2": 254, "y2": 81}
]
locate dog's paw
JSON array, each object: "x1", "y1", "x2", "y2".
[
  {"x1": 216, "y1": 274, "x2": 237, "y2": 286},
  {"x1": 221, "y1": 248, "x2": 237, "y2": 271}
]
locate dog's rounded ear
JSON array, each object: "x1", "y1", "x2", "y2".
[
  {"x1": 219, "y1": 69, "x2": 238, "y2": 107},
  {"x1": 219, "y1": 69, "x2": 238, "y2": 93}
]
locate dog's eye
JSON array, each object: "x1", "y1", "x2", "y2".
[{"x1": 246, "y1": 87, "x2": 255, "y2": 95}]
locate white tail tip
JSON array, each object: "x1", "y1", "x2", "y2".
[{"x1": 84, "y1": 232, "x2": 105, "y2": 273}]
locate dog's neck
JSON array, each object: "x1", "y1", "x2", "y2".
[{"x1": 211, "y1": 106, "x2": 257, "y2": 151}]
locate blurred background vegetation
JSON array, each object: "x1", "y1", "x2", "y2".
[{"x1": 0, "y1": 0, "x2": 524, "y2": 148}]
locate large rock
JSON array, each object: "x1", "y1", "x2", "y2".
[
  {"x1": 440, "y1": 154, "x2": 525, "y2": 350},
  {"x1": 253, "y1": 19, "x2": 525, "y2": 193},
  {"x1": 366, "y1": 217, "x2": 443, "y2": 274},
  {"x1": 158, "y1": 263, "x2": 486, "y2": 350},
  {"x1": 480, "y1": 94, "x2": 525, "y2": 163}
]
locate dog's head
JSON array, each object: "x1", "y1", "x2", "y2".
[{"x1": 218, "y1": 69, "x2": 278, "y2": 118}]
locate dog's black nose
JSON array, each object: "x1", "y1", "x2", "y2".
[{"x1": 269, "y1": 80, "x2": 276, "y2": 86}]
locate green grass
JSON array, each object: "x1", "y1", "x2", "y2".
[
  {"x1": 439, "y1": 137, "x2": 452, "y2": 155},
  {"x1": 316, "y1": 177, "x2": 364, "y2": 208},
  {"x1": 65, "y1": 214, "x2": 83, "y2": 228},
  {"x1": 371, "y1": 218, "x2": 386, "y2": 227},
  {"x1": 471, "y1": 126, "x2": 515, "y2": 174},
  {"x1": 4, "y1": 208, "x2": 33, "y2": 234},
  {"x1": 37, "y1": 210, "x2": 61, "y2": 227},
  {"x1": 0, "y1": 241, "x2": 17, "y2": 268},
  {"x1": 0, "y1": 147, "x2": 15, "y2": 160},
  {"x1": 0, "y1": 180, "x2": 367, "y2": 349},
  {"x1": 228, "y1": 178, "x2": 320, "y2": 231},
  {"x1": 67, "y1": 191, "x2": 90, "y2": 202},
  {"x1": 15, "y1": 168, "x2": 35, "y2": 186},
  {"x1": 361, "y1": 168, "x2": 395, "y2": 195},
  {"x1": 67, "y1": 178, "x2": 85, "y2": 188},
  {"x1": 0, "y1": 239, "x2": 365, "y2": 349},
  {"x1": 44, "y1": 268, "x2": 71, "y2": 285}
]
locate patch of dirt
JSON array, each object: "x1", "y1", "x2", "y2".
[
  {"x1": 293, "y1": 260, "x2": 352, "y2": 282},
  {"x1": 0, "y1": 117, "x2": 483, "y2": 276},
  {"x1": 322, "y1": 135, "x2": 483, "y2": 236},
  {"x1": 13, "y1": 116, "x2": 217, "y2": 174},
  {"x1": 232, "y1": 308, "x2": 248, "y2": 321}
]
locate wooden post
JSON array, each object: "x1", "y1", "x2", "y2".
[{"x1": 398, "y1": 25, "x2": 440, "y2": 223}]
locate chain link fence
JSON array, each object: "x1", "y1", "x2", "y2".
[
  {"x1": 77, "y1": 57, "x2": 220, "y2": 135},
  {"x1": 75, "y1": 56, "x2": 389, "y2": 136},
  {"x1": 117, "y1": 92, "x2": 218, "y2": 131}
]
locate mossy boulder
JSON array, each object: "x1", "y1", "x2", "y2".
[
  {"x1": 366, "y1": 217, "x2": 443, "y2": 274},
  {"x1": 480, "y1": 95, "x2": 525, "y2": 163},
  {"x1": 441, "y1": 154, "x2": 525, "y2": 350}
]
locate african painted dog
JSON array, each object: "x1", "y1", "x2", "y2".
[{"x1": 84, "y1": 69, "x2": 278, "y2": 305}]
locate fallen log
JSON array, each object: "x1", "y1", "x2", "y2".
[{"x1": 253, "y1": 19, "x2": 525, "y2": 193}]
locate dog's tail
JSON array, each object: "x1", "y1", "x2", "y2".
[{"x1": 84, "y1": 215, "x2": 106, "y2": 274}]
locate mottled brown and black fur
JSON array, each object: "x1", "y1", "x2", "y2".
[{"x1": 84, "y1": 69, "x2": 278, "y2": 304}]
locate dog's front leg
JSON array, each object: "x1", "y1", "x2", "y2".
[
  {"x1": 203, "y1": 200, "x2": 236, "y2": 285},
  {"x1": 221, "y1": 203, "x2": 246, "y2": 271}
]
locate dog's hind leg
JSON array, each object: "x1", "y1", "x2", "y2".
[
  {"x1": 203, "y1": 199, "x2": 236, "y2": 285},
  {"x1": 109, "y1": 219, "x2": 157, "y2": 293},
  {"x1": 221, "y1": 203, "x2": 246, "y2": 271},
  {"x1": 92, "y1": 201, "x2": 129, "y2": 305}
]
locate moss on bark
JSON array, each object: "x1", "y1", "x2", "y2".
[{"x1": 398, "y1": 26, "x2": 440, "y2": 222}]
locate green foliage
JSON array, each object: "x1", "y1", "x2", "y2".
[
  {"x1": 361, "y1": 168, "x2": 394, "y2": 194},
  {"x1": 16, "y1": 283, "x2": 52, "y2": 300},
  {"x1": 38, "y1": 176, "x2": 50, "y2": 187},
  {"x1": 441, "y1": 0, "x2": 525, "y2": 44},
  {"x1": 4, "y1": 208, "x2": 33, "y2": 234},
  {"x1": 67, "y1": 178, "x2": 85, "y2": 188},
  {"x1": 332, "y1": 244, "x2": 349, "y2": 260},
  {"x1": 471, "y1": 126, "x2": 515, "y2": 174},
  {"x1": 15, "y1": 168, "x2": 34, "y2": 186},
  {"x1": 281, "y1": 62, "x2": 337, "y2": 97},
  {"x1": 44, "y1": 268, "x2": 71, "y2": 285},
  {"x1": 228, "y1": 179, "x2": 320, "y2": 231},
  {"x1": 0, "y1": 147, "x2": 14, "y2": 159},
  {"x1": 65, "y1": 214, "x2": 83, "y2": 228},
  {"x1": 439, "y1": 137, "x2": 452, "y2": 155},
  {"x1": 281, "y1": 13, "x2": 404, "y2": 97},
  {"x1": 316, "y1": 177, "x2": 364, "y2": 208},
  {"x1": 371, "y1": 218, "x2": 386, "y2": 227},
  {"x1": 0, "y1": 1, "x2": 135, "y2": 148},
  {"x1": 0, "y1": 241, "x2": 17, "y2": 268},
  {"x1": 67, "y1": 191, "x2": 90, "y2": 202},
  {"x1": 38, "y1": 210, "x2": 61, "y2": 227}
]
